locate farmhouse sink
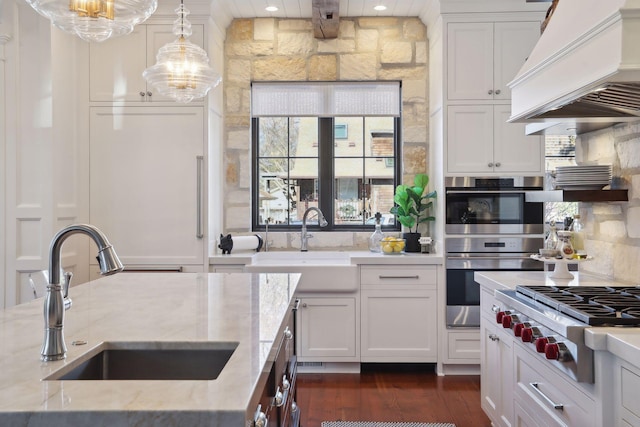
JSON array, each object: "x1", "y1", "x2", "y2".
[
  {"x1": 45, "y1": 341, "x2": 238, "y2": 381},
  {"x1": 245, "y1": 251, "x2": 357, "y2": 292}
]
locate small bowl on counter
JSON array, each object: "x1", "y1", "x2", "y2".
[
  {"x1": 380, "y1": 238, "x2": 406, "y2": 255},
  {"x1": 539, "y1": 248, "x2": 560, "y2": 258}
]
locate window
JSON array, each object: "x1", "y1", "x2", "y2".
[
  {"x1": 545, "y1": 135, "x2": 578, "y2": 224},
  {"x1": 252, "y1": 116, "x2": 400, "y2": 230}
]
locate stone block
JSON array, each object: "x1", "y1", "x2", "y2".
[
  {"x1": 599, "y1": 220, "x2": 627, "y2": 239},
  {"x1": 415, "y1": 41, "x2": 427, "y2": 64},
  {"x1": 225, "y1": 86, "x2": 242, "y2": 113},
  {"x1": 227, "y1": 129, "x2": 250, "y2": 150},
  {"x1": 612, "y1": 243, "x2": 640, "y2": 283},
  {"x1": 381, "y1": 41, "x2": 412, "y2": 64},
  {"x1": 228, "y1": 19, "x2": 253, "y2": 41},
  {"x1": 225, "y1": 206, "x2": 251, "y2": 230},
  {"x1": 632, "y1": 175, "x2": 640, "y2": 200},
  {"x1": 403, "y1": 125, "x2": 427, "y2": 143},
  {"x1": 378, "y1": 66, "x2": 427, "y2": 80},
  {"x1": 279, "y1": 19, "x2": 313, "y2": 31},
  {"x1": 226, "y1": 42, "x2": 274, "y2": 57},
  {"x1": 253, "y1": 57, "x2": 307, "y2": 80},
  {"x1": 581, "y1": 240, "x2": 614, "y2": 277},
  {"x1": 359, "y1": 17, "x2": 399, "y2": 28},
  {"x1": 627, "y1": 207, "x2": 640, "y2": 238},
  {"x1": 339, "y1": 53, "x2": 377, "y2": 80},
  {"x1": 339, "y1": 20, "x2": 356, "y2": 38},
  {"x1": 356, "y1": 29, "x2": 378, "y2": 52},
  {"x1": 277, "y1": 32, "x2": 314, "y2": 55},
  {"x1": 225, "y1": 154, "x2": 238, "y2": 185},
  {"x1": 226, "y1": 59, "x2": 251, "y2": 84},
  {"x1": 317, "y1": 38, "x2": 356, "y2": 53},
  {"x1": 592, "y1": 203, "x2": 623, "y2": 216},
  {"x1": 402, "y1": 79, "x2": 427, "y2": 102},
  {"x1": 309, "y1": 55, "x2": 337, "y2": 81},
  {"x1": 254, "y1": 18, "x2": 275, "y2": 41},
  {"x1": 239, "y1": 152, "x2": 250, "y2": 188},
  {"x1": 618, "y1": 139, "x2": 640, "y2": 169},
  {"x1": 403, "y1": 18, "x2": 426, "y2": 40},
  {"x1": 403, "y1": 145, "x2": 427, "y2": 174}
]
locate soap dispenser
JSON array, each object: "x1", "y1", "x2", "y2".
[{"x1": 369, "y1": 212, "x2": 384, "y2": 253}]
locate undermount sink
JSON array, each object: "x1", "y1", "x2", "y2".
[
  {"x1": 45, "y1": 341, "x2": 238, "y2": 381},
  {"x1": 245, "y1": 251, "x2": 357, "y2": 292}
]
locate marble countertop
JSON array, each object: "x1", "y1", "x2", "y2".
[
  {"x1": 475, "y1": 270, "x2": 640, "y2": 367},
  {"x1": 210, "y1": 250, "x2": 444, "y2": 266},
  {"x1": 0, "y1": 272, "x2": 300, "y2": 426}
]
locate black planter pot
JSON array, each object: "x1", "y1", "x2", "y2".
[{"x1": 403, "y1": 232, "x2": 421, "y2": 253}]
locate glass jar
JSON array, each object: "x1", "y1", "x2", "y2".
[
  {"x1": 545, "y1": 223, "x2": 559, "y2": 251},
  {"x1": 369, "y1": 212, "x2": 384, "y2": 253}
]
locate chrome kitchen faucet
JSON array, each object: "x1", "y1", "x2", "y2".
[
  {"x1": 300, "y1": 207, "x2": 328, "y2": 252},
  {"x1": 41, "y1": 224, "x2": 124, "y2": 361}
]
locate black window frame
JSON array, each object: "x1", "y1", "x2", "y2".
[{"x1": 251, "y1": 116, "x2": 402, "y2": 232}]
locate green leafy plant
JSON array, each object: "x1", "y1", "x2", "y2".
[{"x1": 390, "y1": 173, "x2": 436, "y2": 233}]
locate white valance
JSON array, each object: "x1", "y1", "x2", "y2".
[{"x1": 251, "y1": 82, "x2": 401, "y2": 117}]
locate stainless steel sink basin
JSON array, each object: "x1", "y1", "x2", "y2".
[{"x1": 45, "y1": 341, "x2": 238, "y2": 381}]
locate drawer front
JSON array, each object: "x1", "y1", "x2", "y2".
[
  {"x1": 360, "y1": 265, "x2": 437, "y2": 287},
  {"x1": 621, "y1": 363, "x2": 640, "y2": 426},
  {"x1": 514, "y1": 344, "x2": 596, "y2": 427},
  {"x1": 447, "y1": 331, "x2": 481, "y2": 360}
]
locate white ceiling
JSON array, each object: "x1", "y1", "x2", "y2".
[{"x1": 210, "y1": 0, "x2": 429, "y2": 19}]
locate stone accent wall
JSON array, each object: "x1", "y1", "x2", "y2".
[
  {"x1": 222, "y1": 17, "x2": 429, "y2": 250},
  {"x1": 574, "y1": 121, "x2": 640, "y2": 282}
]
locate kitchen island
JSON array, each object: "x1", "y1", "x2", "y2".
[{"x1": 0, "y1": 272, "x2": 300, "y2": 426}]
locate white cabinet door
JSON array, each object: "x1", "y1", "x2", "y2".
[
  {"x1": 447, "y1": 21, "x2": 540, "y2": 101},
  {"x1": 447, "y1": 105, "x2": 543, "y2": 175},
  {"x1": 297, "y1": 297, "x2": 357, "y2": 360},
  {"x1": 89, "y1": 106, "x2": 205, "y2": 268},
  {"x1": 493, "y1": 22, "x2": 541, "y2": 101},
  {"x1": 447, "y1": 105, "x2": 494, "y2": 173},
  {"x1": 447, "y1": 22, "x2": 494, "y2": 101},
  {"x1": 89, "y1": 24, "x2": 204, "y2": 102},
  {"x1": 360, "y1": 288, "x2": 437, "y2": 362},
  {"x1": 493, "y1": 104, "x2": 543, "y2": 174},
  {"x1": 481, "y1": 321, "x2": 501, "y2": 423}
]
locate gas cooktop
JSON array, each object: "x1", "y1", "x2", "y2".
[{"x1": 516, "y1": 285, "x2": 640, "y2": 326}]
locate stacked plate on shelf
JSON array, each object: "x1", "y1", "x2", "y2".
[{"x1": 554, "y1": 164, "x2": 612, "y2": 190}]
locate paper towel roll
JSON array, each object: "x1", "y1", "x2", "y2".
[{"x1": 231, "y1": 235, "x2": 263, "y2": 252}]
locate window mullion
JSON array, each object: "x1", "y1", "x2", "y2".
[{"x1": 318, "y1": 118, "x2": 334, "y2": 228}]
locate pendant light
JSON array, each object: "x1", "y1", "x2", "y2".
[
  {"x1": 25, "y1": 0, "x2": 157, "y2": 43},
  {"x1": 142, "y1": 0, "x2": 221, "y2": 103}
]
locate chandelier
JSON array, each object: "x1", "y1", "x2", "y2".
[
  {"x1": 24, "y1": 0, "x2": 157, "y2": 43},
  {"x1": 142, "y1": 1, "x2": 221, "y2": 103}
]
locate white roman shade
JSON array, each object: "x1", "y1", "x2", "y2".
[{"x1": 251, "y1": 82, "x2": 401, "y2": 117}]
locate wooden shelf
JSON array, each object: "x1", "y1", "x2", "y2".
[{"x1": 526, "y1": 189, "x2": 628, "y2": 202}]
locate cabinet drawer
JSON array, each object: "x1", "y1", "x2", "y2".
[
  {"x1": 447, "y1": 331, "x2": 480, "y2": 360},
  {"x1": 514, "y1": 344, "x2": 596, "y2": 427},
  {"x1": 360, "y1": 265, "x2": 436, "y2": 287},
  {"x1": 621, "y1": 364, "x2": 640, "y2": 425},
  {"x1": 481, "y1": 287, "x2": 504, "y2": 322}
]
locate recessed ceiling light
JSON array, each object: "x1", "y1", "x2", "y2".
[
  {"x1": 265, "y1": 5, "x2": 278, "y2": 12},
  {"x1": 374, "y1": 4, "x2": 387, "y2": 11}
]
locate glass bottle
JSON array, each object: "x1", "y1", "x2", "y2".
[
  {"x1": 570, "y1": 214, "x2": 585, "y2": 255},
  {"x1": 369, "y1": 212, "x2": 384, "y2": 253},
  {"x1": 545, "y1": 223, "x2": 559, "y2": 251}
]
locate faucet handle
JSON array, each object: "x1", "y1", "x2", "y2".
[{"x1": 63, "y1": 271, "x2": 73, "y2": 310}]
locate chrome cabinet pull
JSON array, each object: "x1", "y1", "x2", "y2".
[
  {"x1": 283, "y1": 326, "x2": 293, "y2": 340},
  {"x1": 253, "y1": 404, "x2": 268, "y2": 427},
  {"x1": 139, "y1": 91, "x2": 146, "y2": 97},
  {"x1": 491, "y1": 304, "x2": 500, "y2": 314},
  {"x1": 530, "y1": 382, "x2": 564, "y2": 411},
  {"x1": 488, "y1": 162, "x2": 494, "y2": 167},
  {"x1": 146, "y1": 91, "x2": 152, "y2": 97},
  {"x1": 495, "y1": 89, "x2": 501, "y2": 95},
  {"x1": 274, "y1": 386, "x2": 284, "y2": 407},
  {"x1": 196, "y1": 156, "x2": 204, "y2": 239},
  {"x1": 488, "y1": 89, "x2": 494, "y2": 95},
  {"x1": 488, "y1": 334, "x2": 499, "y2": 342},
  {"x1": 495, "y1": 162, "x2": 501, "y2": 167},
  {"x1": 378, "y1": 275, "x2": 420, "y2": 279}
]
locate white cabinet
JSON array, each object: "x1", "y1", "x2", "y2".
[
  {"x1": 609, "y1": 356, "x2": 640, "y2": 426},
  {"x1": 360, "y1": 265, "x2": 438, "y2": 363},
  {"x1": 480, "y1": 287, "x2": 513, "y2": 427},
  {"x1": 296, "y1": 296, "x2": 358, "y2": 361},
  {"x1": 447, "y1": 21, "x2": 540, "y2": 101},
  {"x1": 447, "y1": 104, "x2": 543, "y2": 174},
  {"x1": 89, "y1": 106, "x2": 205, "y2": 271},
  {"x1": 89, "y1": 24, "x2": 204, "y2": 102}
]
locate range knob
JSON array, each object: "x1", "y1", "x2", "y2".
[
  {"x1": 502, "y1": 314, "x2": 520, "y2": 329},
  {"x1": 535, "y1": 336, "x2": 556, "y2": 353},
  {"x1": 545, "y1": 342, "x2": 573, "y2": 362},
  {"x1": 496, "y1": 311, "x2": 511, "y2": 324},
  {"x1": 521, "y1": 326, "x2": 542, "y2": 343},
  {"x1": 513, "y1": 322, "x2": 531, "y2": 337}
]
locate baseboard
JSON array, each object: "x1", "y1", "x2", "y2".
[{"x1": 297, "y1": 362, "x2": 361, "y2": 373}]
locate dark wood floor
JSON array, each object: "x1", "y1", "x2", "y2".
[{"x1": 296, "y1": 365, "x2": 491, "y2": 427}]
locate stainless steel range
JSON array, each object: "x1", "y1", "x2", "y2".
[{"x1": 495, "y1": 285, "x2": 640, "y2": 383}]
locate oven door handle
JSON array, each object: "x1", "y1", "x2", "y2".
[
  {"x1": 445, "y1": 190, "x2": 529, "y2": 194},
  {"x1": 529, "y1": 382, "x2": 564, "y2": 411},
  {"x1": 446, "y1": 255, "x2": 534, "y2": 261}
]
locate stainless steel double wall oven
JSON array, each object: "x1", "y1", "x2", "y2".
[{"x1": 445, "y1": 177, "x2": 544, "y2": 328}]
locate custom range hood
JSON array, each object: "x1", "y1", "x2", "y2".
[{"x1": 509, "y1": 0, "x2": 640, "y2": 134}]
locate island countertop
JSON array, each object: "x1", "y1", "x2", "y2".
[{"x1": 0, "y1": 272, "x2": 300, "y2": 426}]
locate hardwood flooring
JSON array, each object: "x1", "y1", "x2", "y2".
[{"x1": 296, "y1": 365, "x2": 491, "y2": 427}]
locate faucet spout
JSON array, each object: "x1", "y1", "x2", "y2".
[
  {"x1": 300, "y1": 207, "x2": 328, "y2": 252},
  {"x1": 42, "y1": 224, "x2": 124, "y2": 361}
]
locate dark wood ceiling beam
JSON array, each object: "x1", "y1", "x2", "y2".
[{"x1": 312, "y1": 0, "x2": 340, "y2": 39}]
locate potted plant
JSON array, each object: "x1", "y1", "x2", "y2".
[{"x1": 390, "y1": 173, "x2": 436, "y2": 253}]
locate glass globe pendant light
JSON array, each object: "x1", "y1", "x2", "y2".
[
  {"x1": 142, "y1": 1, "x2": 221, "y2": 103},
  {"x1": 24, "y1": 0, "x2": 157, "y2": 43}
]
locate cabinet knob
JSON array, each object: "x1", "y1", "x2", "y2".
[
  {"x1": 301, "y1": 303, "x2": 307, "y2": 308},
  {"x1": 253, "y1": 405, "x2": 267, "y2": 427},
  {"x1": 283, "y1": 326, "x2": 293, "y2": 340},
  {"x1": 488, "y1": 162, "x2": 494, "y2": 167},
  {"x1": 139, "y1": 91, "x2": 146, "y2": 97},
  {"x1": 488, "y1": 333, "x2": 500, "y2": 342},
  {"x1": 495, "y1": 89, "x2": 501, "y2": 95},
  {"x1": 147, "y1": 91, "x2": 152, "y2": 97},
  {"x1": 488, "y1": 89, "x2": 494, "y2": 95},
  {"x1": 495, "y1": 162, "x2": 501, "y2": 167}
]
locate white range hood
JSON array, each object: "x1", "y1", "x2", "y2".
[{"x1": 509, "y1": 0, "x2": 640, "y2": 134}]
